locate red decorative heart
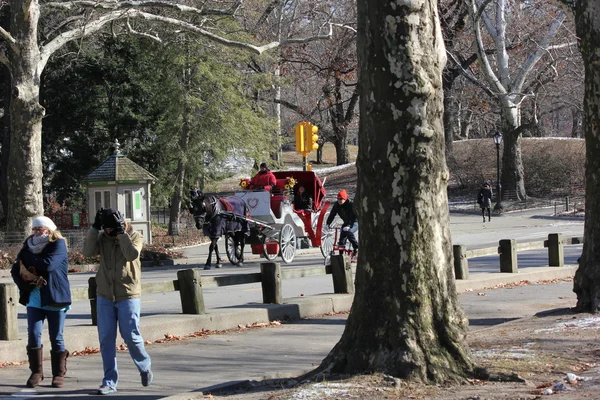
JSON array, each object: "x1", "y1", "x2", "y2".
[{"x1": 248, "y1": 198, "x2": 259, "y2": 209}]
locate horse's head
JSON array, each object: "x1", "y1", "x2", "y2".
[{"x1": 190, "y1": 192, "x2": 207, "y2": 229}]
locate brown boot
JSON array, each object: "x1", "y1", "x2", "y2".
[
  {"x1": 51, "y1": 350, "x2": 69, "y2": 388},
  {"x1": 26, "y1": 346, "x2": 44, "y2": 388}
]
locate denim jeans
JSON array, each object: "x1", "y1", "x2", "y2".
[
  {"x1": 27, "y1": 307, "x2": 67, "y2": 351},
  {"x1": 339, "y1": 222, "x2": 359, "y2": 250},
  {"x1": 97, "y1": 296, "x2": 151, "y2": 388}
]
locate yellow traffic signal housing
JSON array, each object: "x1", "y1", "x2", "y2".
[
  {"x1": 303, "y1": 122, "x2": 319, "y2": 153},
  {"x1": 295, "y1": 122, "x2": 306, "y2": 154}
]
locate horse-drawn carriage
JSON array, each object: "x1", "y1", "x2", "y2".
[{"x1": 190, "y1": 170, "x2": 336, "y2": 268}]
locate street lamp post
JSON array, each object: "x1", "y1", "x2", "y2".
[{"x1": 493, "y1": 131, "x2": 503, "y2": 209}]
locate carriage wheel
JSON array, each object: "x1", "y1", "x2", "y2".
[
  {"x1": 225, "y1": 234, "x2": 243, "y2": 265},
  {"x1": 319, "y1": 211, "x2": 334, "y2": 258},
  {"x1": 279, "y1": 224, "x2": 296, "y2": 264},
  {"x1": 262, "y1": 234, "x2": 279, "y2": 262}
]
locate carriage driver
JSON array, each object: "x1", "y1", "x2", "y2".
[
  {"x1": 249, "y1": 162, "x2": 277, "y2": 191},
  {"x1": 326, "y1": 189, "x2": 358, "y2": 258}
]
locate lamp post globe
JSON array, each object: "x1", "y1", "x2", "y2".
[{"x1": 493, "y1": 131, "x2": 503, "y2": 211}]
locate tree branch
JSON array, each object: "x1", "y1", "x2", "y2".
[
  {"x1": 446, "y1": 50, "x2": 496, "y2": 97},
  {"x1": 512, "y1": 12, "x2": 566, "y2": 92},
  {"x1": 344, "y1": 87, "x2": 359, "y2": 123},
  {"x1": 126, "y1": 18, "x2": 162, "y2": 42},
  {"x1": 40, "y1": 8, "x2": 333, "y2": 68},
  {"x1": 43, "y1": 0, "x2": 240, "y2": 16},
  {"x1": 0, "y1": 25, "x2": 17, "y2": 51},
  {"x1": 470, "y1": 0, "x2": 505, "y2": 95}
]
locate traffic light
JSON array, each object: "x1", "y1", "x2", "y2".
[
  {"x1": 303, "y1": 122, "x2": 319, "y2": 153},
  {"x1": 295, "y1": 122, "x2": 306, "y2": 154}
]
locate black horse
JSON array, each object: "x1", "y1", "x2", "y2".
[{"x1": 190, "y1": 191, "x2": 250, "y2": 270}]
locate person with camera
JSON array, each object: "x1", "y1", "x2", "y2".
[
  {"x1": 82, "y1": 208, "x2": 152, "y2": 395},
  {"x1": 10, "y1": 216, "x2": 71, "y2": 388}
]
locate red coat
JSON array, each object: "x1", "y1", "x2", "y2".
[{"x1": 249, "y1": 170, "x2": 276, "y2": 190}]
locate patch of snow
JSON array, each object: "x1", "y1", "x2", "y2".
[
  {"x1": 535, "y1": 316, "x2": 600, "y2": 333},
  {"x1": 291, "y1": 382, "x2": 365, "y2": 399},
  {"x1": 472, "y1": 343, "x2": 535, "y2": 359}
]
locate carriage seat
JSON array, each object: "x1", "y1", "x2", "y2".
[{"x1": 273, "y1": 179, "x2": 288, "y2": 194}]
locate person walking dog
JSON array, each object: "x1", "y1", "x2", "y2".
[
  {"x1": 82, "y1": 208, "x2": 153, "y2": 395},
  {"x1": 11, "y1": 216, "x2": 71, "y2": 388}
]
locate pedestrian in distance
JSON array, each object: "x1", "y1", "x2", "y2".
[
  {"x1": 249, "y1": 162, "x2": 277, "y2": 191},
  {"x1": 10, "y1": 216, "x2": 72, "y2": 388},
  {"x1": 82, "y1": 208, "x2": 153, "y2": 395},
  {"x1": 477, "y1": 183, "x2": 493, "y2": 222},
  {"x1": 293, "y1": 185, "x2": 313, "y2": 211},
  {"x1": 325, "y1": 189, "x2": 359, "y2": 258}
]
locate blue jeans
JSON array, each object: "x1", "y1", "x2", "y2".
[
  {"x1": 339, "y1": 222, "x2": 359, "y2": 251},
  {"x1": 27, "y1": 307, "x2": 67, "y2": 351},
  {"x1": 97, "y1": 297, "x2": 151, "y2": 388}
]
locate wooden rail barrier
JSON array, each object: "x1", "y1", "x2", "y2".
[
  {"x1": 453, "y1": 234, "x2": 583, "y2": 280},
  {"x1": 1, "y1": 233, "x2": 583, "y2": 339}
]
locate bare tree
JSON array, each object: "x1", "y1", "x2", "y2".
[
  {"x1": 468, "y1": 0, "x2": 576, "y2": 200},
  {"x1": 0, "y1": 0, "x2": 332, "y2": 236},
  {"x1": 309, "y1": 0, "x2": 472, "y2": 381}
]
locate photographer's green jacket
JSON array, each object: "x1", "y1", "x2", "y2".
[{"x1": 82, "y1": 227, "x2": 144, "y2": 302}]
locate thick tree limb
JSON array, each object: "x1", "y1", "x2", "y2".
[
  {"x1": 0, "y1": 25, "x2": 17, "y2": 51},
  {"x1": 512, "y1": 12, "x2": 566, "y2": 91},
  {"x1": 41, "y1": 8, "x2": 333, "y2": 67},
  {"x1": 43, "y1": 0, "x2": 240, "y2": 16},
  {"x1": 470, "y1": 0, "x2": 505, "y2": 95}
]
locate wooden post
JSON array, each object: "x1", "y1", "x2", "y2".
[
  {"x1": 0, "y1": 283, "x2": 19, "y2": 340},
  {"x1": 88, "y1": 277, "x2": 97, "y2": 326},
  {"x1": 453, "y1": 245, "x2": 469, "y2": 280},
  {"x1": 260, "y1": 262, "x2": 282, "y2": 304},
  {"x1": 331, "y1": 255, "x2": 354, "y2": 294},
  {"x1": 547, "y1": 233, "x2": 564, "y2": 267},
  {"x1": 499, "y1": 239, "x2": 518, "y2": 273},
  {"x1": 177, "y1": 269, "x2": 206, "y2": 314}
]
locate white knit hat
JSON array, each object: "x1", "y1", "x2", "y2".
[{"x1": 32, "y1": 216, "x2": 57, "y2": 231}]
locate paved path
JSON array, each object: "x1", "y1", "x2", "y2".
[{"x1": 0, "y1": 280, "x2": 579, "y2": 399}]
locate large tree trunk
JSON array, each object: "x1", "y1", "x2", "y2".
[
  {"x1": 573, "y1": 0, "x2": 600, "y2": 312},
  {"x1": 500, "y1": 99, "x2": 527, "y2": 201},
  {"x1": 312, "y1": 0, "x2": 472, "y2": 382},
  {"x1": 333, "y1": 136, "x2": 350, "y2": 166},
  {"x1": 7, "y1": 0, "x2": 44, "y2": 237},
  {"x1": 0, "y1": 64, "x2": 10, "y2": 222}
]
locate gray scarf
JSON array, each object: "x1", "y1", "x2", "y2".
[{"x1": 27, "y1": 234, "x2": 50, "y2": 254}]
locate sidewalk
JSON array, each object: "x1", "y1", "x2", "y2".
[{"x1": 0, "y1": 263, "x2": 579, "y2": 399}]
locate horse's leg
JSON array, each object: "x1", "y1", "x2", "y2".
[
  {"x1": 236, "y1": 232, "x2": 245, "y2": 267},
  {"x1": 204, "y1": 239, "x2": 216, "y2": 270},
  {"x1": 214, "y1": 239, "x2": 223, "y2": 268}
]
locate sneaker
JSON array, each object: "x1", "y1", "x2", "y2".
[
  {"x1": 141, "y1": 370, "x2": 153, "y2": 387},
  {"x1": 351, "y1": 250, "x2": 358, "y2": 259},
  {"x1": 97, "y1": 385, "x2": 117, "y2": 395}
]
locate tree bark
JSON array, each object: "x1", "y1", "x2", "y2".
[
  {"x1": 571, "y1": 107, "x2": 583, "y2": 138},
  {"x1": 6, "y1": 0, "x2": 45, "y2": 237},
  {"x1": 311, "y1": 0, "x2": 472, "y2": 382},
  {"x1": 572, "y1": 0, "x2": 600, "y2": 312}
]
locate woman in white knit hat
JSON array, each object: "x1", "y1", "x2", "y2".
[{"x1": 10, "y1": 216, "x2": 72, "y2": 389}]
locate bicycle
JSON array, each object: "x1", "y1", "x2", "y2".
[{"x1": 323, "y1": 224, "x2": 358, "y2": 266}]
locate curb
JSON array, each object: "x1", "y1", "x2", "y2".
[{"x1": 0, "y1": 294, "x2": 354, "y2": 365}]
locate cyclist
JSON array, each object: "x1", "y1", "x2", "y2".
[{"x1": 326, "y1": 189, "x2": 358, "y2": 257}]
